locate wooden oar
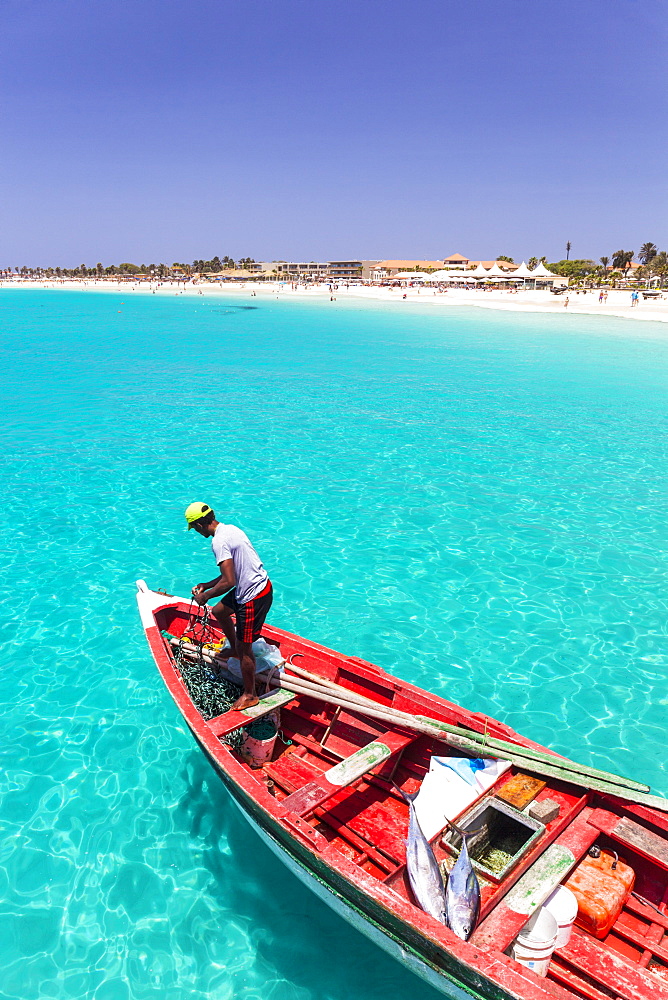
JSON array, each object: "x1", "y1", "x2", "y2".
[
  {"x1": 169, "y1": 637, "x2": 659, "y2": 805},
  {"x1": 411, "y1": 714, "x2": 651, "y2": 794},
  {"x1": 280, "y1": 675, "x2": 668, "y2": 810},
  {"x1": 273, "y1": 673, "x2": 440, "y2": 735},
  {"x1": 273, "y1": 674, "x2": 667, "y2": 808},
  {"x1": 284, "y1": 661, "x2": 650, "y2": 795},
  {"x1": 445, "y1": 731, "x2": 668, "y2": 813}
]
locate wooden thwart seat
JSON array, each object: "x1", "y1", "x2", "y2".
[
  {"x1": 207, "y1": 689, "x2": 296, "y2": 738},
  {"x1": 280, "y1": 730, "x2": 415, "y2": 816}
]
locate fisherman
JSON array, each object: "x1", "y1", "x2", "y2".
[{"x1": 184, "y1": 502, "x2": 273, "y2": 711}]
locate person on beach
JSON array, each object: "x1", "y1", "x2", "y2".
[{"x1": 185, "y1": 502, "x2": 273, "y2": 711}]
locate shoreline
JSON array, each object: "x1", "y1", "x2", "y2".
[{"x1": 2, "y1": 277, "x2": 667, "y2": 325}]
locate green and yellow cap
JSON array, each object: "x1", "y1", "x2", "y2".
[{"x1": 184, "y1": 502, "x2": 212, "y2": 529}]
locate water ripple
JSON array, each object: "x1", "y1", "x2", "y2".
[{"x1": 0, "y1": 290, "x2": 667, "y2": 998}]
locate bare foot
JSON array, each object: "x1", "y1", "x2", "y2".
[
  {"x1": 213, "y1": 647, "x2": 234, "y2": 663},
  {"x1": 232, "y1": 693, "x2": 259, "y2": 712}
]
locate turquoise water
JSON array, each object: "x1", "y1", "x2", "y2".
[{"x1": 1, "y1": 288, "x2": 667, "y2": 1000}]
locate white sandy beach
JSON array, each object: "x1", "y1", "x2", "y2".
[{"x1": 2, "y1": 277, "x2": 667, "y2": 325}]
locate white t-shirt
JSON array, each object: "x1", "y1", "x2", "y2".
[{"x1": 211, "y1": 523, "x2": 269, "y2": 605}]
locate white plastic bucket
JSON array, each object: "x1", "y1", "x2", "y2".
[
  {"x1": 240, "y1": 710, "x2": 279, "y2": 768},
  {"x1": 542, "y1": 885, "x2": 578, "y2": 949},
  {"x1": 513, "y1": 908, "x2": 558, "y2": 977},
  {"x1": 240, "y1": 730, "x2": 277, "y2": 767}
]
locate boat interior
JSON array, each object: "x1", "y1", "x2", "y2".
[{"x1": 158, "y1": 602, "x2": 668, "y2": 1000}]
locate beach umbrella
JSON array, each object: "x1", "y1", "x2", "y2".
[
  {"x1": 429, "y1": 270, "x2": 472, "y2": 281},
  {"x1": 530, "y1": 263, "x2": 557, "y2": 278},
  {"x1": 485, "y1": 263, "x2": 510, "y2": 277}
]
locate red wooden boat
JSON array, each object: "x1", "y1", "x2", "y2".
[{"x1": 136, "y1": 581, "x2": 668, "y2": 1000}]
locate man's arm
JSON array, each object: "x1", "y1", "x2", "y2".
[{"x1": 194, "y1": 559, "x2": 236, "y2": 604}]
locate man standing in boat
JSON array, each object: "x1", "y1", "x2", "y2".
[{"x1": 185, "y1": 502, "x2": 273, "y2": 711}]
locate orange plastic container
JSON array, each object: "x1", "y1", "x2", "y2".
[{"x1": 564, "y1": 850, "x2": 635, "y2": 939}]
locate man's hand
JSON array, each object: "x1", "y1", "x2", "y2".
[{"x1": 193, "y1": 590, "x2": 208, "y2": 606}]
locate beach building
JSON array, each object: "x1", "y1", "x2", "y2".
[
  {"x1": 369, "y1": 260, "x2": 446, "y2": 280},
  {"x1": 442, "y1": 253, "x2": 471, "y2": 268},
  {"x1": 444, "y1": 255, "x2": 519, "y2": 272},
  {"x1": 274, "y1": 262, "x2": 329, "y2": 278},
  {"x1": 204, "y1": 269, "x2": 259, "y2": 281},
  {"x1": 369, "y1": 257, "x2": 520, "y2": 280},
  {"x1": 327, "y1": 260, "x2": 380, "y2": 280},
  {"x1": 251, "y1": 262, "x2": 282, "y2": 274}
]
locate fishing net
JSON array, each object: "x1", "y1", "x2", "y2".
[{"x1": 161, "y1": 627, "x2": 277, "y2": 750}]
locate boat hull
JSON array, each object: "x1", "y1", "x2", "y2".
[
  {"x1": 197, "y1": 736, "x2": 497, "y2": 1000},
  {"x1": 235, "y1": 783, "x2": 478, "y2": 1000}
]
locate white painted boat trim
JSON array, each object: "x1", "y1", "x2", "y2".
[{"x1": 135, "y1": 581, "x2": 189, "y2": 629}]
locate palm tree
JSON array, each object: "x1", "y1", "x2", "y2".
[
  {"x1": 611, "y1": 250, "x2": 634, "y2": 274},
  {"x1": 650, "y1": 251, "x2": 667, "y2": 286},
  {"x1": 638, "y1": 242, "x2": 658, "y2": 265}
]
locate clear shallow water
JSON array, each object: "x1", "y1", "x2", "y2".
[{"x1": 1, "y1": 288, "x2": 667, "y2": 1000}]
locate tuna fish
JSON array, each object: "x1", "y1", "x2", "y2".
[
  {"x1": 444, "y1": 822, "x2": 481, "y2": 941},
  {"x1": 396, "y1": 785, "x2": 447, "y2": 924}
]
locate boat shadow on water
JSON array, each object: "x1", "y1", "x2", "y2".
[{"x1": 178, "y1": 749, "x2": 442, "y2": 1000}]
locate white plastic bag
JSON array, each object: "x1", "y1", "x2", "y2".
[
  {"x1": 225, "y1": 638, "x2": 285, "y2": 682},
  {"x1": 413, "y1": 756, "x2": 512, "y2": 841}
]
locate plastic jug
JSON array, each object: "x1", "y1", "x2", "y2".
[{"x1": 565, "y1": 849, "x2": 635, "y2": 939}]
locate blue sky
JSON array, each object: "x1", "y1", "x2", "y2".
[{"x1": 1, "y1": 0, "x2": 666, "y2": 267}]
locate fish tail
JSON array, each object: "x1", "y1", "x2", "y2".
[
  {"x1": 444, "y1": 817, "x2": 484, "y2": 840},
  {"x1": 393, "y1": 781, "x2": 418, "y2": 803},
  {"x1": 443, "y1": 816, "x2": 465, "y2": 839}
]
